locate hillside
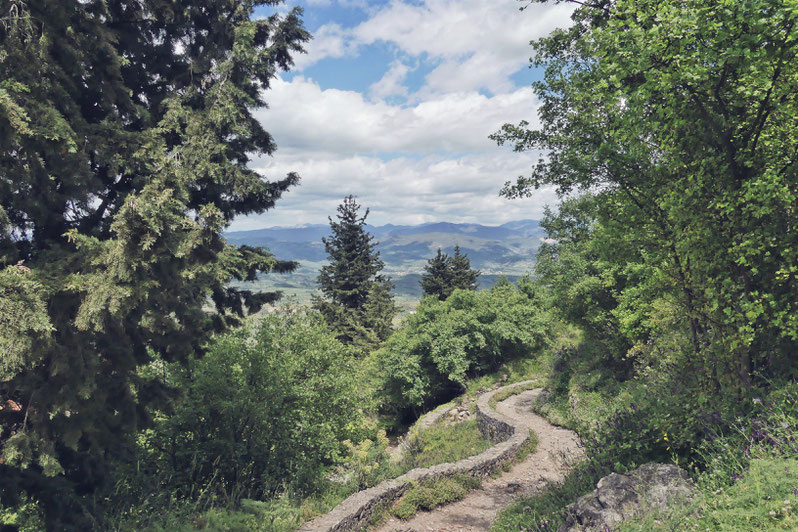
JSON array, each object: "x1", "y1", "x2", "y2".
[{"x1": 225, "y1": 220, "x2": 544, "y2": 302}]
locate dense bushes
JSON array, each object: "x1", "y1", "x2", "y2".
[
  {"x1": 376, "y1": 279, "x2": 553, "y2": 420},
  {"x1": 135, "y1": 310, "x2": 367, "y2": 504}
]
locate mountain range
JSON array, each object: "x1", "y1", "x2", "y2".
[{"x1": 225, "y1": 220, "x2": 545, "y2": 302}]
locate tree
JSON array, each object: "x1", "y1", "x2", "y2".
[
  {"x1": 0, "y1": 1, "x2": 308, "y2": 526},
  {"x1": 420, "y1": 246, "x2": 480, "y2": 300},
  {"x1": 377, "y1": 281, "x2": 553, "y2": 418},
  {"x1": 314, "y1": 196, "x2": 396, "y2": 349},
  {"x1": 493, "y1": 0, "x2": 798, "y2": 390},
  {"x1": 450, "y1": 245, "x2": 480, "y2": 292},
  {"x1": 419, "y1": 249, "x2": 452, "y2": 300}
]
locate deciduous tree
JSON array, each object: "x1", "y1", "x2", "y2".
[{"x1": 494, "y1": 0, "x2": 798, "y2": 390}]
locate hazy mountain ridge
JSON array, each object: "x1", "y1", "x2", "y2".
[{"x1": 225, "y1": 219, "x2": 543, "y2": 274}]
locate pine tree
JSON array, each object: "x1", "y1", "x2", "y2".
[
  {"x1": 420, "y1": 246, "x2": 480, "y2": 300},
  {"x1": 420, "y1": 248, "x2": 453, "y2": 300},
  {"x1": 314, "y1": 196, "x2": 396, "y2": 348},
  {"x1": 0, "y1": 1, "x2": 308, "y2": 526},
  {"x1": 450, "y1": 245, "x2": 480, "y2": 292}
]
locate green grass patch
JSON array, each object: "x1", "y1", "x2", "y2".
[
  {"x1": 489, "y1": 380, "x2": 541, "y2": 409},
  {"x1": 619, "y1": 458, "x2": 798, "y2": 531},
  {"x1": 400, "y1": 418, "x2": 492, "y2": 470},
  {"x1": 391, "y1": 474, "x2": 482, "y2": 521},
  {"x1": 491, "y1": 457, "x2": 605, "y2": 531}
]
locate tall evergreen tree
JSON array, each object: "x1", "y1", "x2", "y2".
[
  {"x1": 314, "y1": 196, "x2": 396, "y2": 348},
  {"x1": 420, "y1": 246, "x2": 480, "y2": 300},
  {"x1": 0, "y1": 1, "x2": 308, "y2": 526},
  {"x1": 419, "y1": 249, "x2": 452, "y2": 300},
  {"x1": 450, "y1": 245, "x2": 480, "y2": 292}
]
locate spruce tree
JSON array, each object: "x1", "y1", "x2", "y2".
[
  {"x1": 420, "y1": 246, "x2": 480, "y2": 300},
  {"x1": 314, "y1": 196, "x2": 396, "y2": 348},
  {"x1": 0, "y1": 1, "x2": 308, "y2": 526},
  {"x1": 451, "y1": 245, "x2": 480, "y2": 292},
  {"x1": 420, "y1": 248, "x2": 453, "y2": 300}
]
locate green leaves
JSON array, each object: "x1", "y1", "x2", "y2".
[
  {"x1": 497, "y1": 0, "x2": 798, "y2": 389},
  {"x1": 0, "y1": 265, "x2": 53, "y2": 381},
  {"x1": 377, "y1": 282, "x2": 553, "y2": 414}
]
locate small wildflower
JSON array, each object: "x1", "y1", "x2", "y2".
[{"x1": 753, "y1": 398, "x2": 762, "y2": 404}]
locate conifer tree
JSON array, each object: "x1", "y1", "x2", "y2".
[
  {"x1": 420, "y1": 246, "x2": 480, "y2": 300},
  {"x1": 420, "y1": 249, "x2": 453, "y2": 300},
  {"x1": 314, "y1": 196, "x2": 396, "y2": 348},
  {"x1": 0, "y1": 1, "x2": 308, "y2": 526},
  {"x1": 450, "y1": 245, "x2": 480, "y2": 292}
]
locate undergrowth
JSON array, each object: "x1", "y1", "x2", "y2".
[{"x1": 391, "y1": 474, "x2": 482, "y2": 521}]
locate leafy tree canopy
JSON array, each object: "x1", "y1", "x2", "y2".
[
  {"x1": 377, "y1": 280, "x2": 553, "y2": 418},
  {"x1": 134, "y1": 310, "x2": 366, "y2": 505},
  {"x1": 494, "y1": 0, "x2": 798, "y2": 390},
  {"x1": 0, "y1": 0, "x2": 308, "y2": 525}
]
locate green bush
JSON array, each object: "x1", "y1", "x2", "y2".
[
  {"x1": 376, "y1": 280, "x2": 553, "y2": 418},
  {"x1": 134, "y1": 310, "x2": 367, "y2": 503}
]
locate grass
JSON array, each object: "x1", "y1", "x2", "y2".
[
  {"x1": 399, "y1": 418, "x2": 493, "y2": 470},
  {"x1": 491, "y1": 458, "x2": 607, "y2": 531},
  {"x1": 618, "y1": 458, "x2": 798, "y2": 531},
  {"x1": 390, "y1": 474, "x2": 482, "y2": 521},
  {"x1": 489, "y1": 380, "x2": 541, "y2": 409}
]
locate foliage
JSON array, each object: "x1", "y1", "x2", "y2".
[
  {"x1": 314, "y1": 195, "x2": 397, "y2": 350},
  {"x1": 391, "y1": 474, "x2": 481, "y2": 521},
  {"x1": 420, "y1": 245, "x2": 481, "y2": 300},
  {"x1": 0, "y1": 0, "x2": 308, "y2": 526},
  {"x1": 494, "y1": 0, "x2": 798, "y2": 391},
  {"x1": 376, "y1": 280, "x2": 554, "y2": 418},
  {"x1": 340, "y1": 430, "x2": 396, "y2": 492},
  {"x1": 399, "y1": 418, "x2": 491, "y2": 471},
  {"x1": 491, "y1": 458, "x2": 610, "y2": 532},
  {"x1": 131, "y1": 310, "x2": 366, "y2": 505}
]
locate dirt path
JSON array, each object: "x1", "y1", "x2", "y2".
[{"x1": 373, "y1": 389, "x2": 582, "y2": 532}]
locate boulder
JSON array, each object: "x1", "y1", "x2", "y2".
[{"x1": 558, "y1": 462, "x2": 695, "y2": 531}]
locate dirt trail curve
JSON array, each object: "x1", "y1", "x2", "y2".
[{"x1": 374, "y1": 389, "x2": 582, "y2": 532}]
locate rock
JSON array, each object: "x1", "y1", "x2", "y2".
[{"x1": 558, "y1": 462, "x2": 695, "y2": 532}]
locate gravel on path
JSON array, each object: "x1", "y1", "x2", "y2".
[{"x1": 373, "y1": 389, "x2": 582, "y2": 532}]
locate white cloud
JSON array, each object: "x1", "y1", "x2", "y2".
[
  {"x1": 231, "y1": 150, "x2": 557, "y2": 230},
  {"x1": 291, "y1": 23, "x2": 356, "y2": 71},
  {"x1": 295, "y1": 0, "x2": 574, "y2": 94},
  {"x1": 234, "y1": 1, "x2": 572, "y2": 231},
  {"x1": 257, "y1": 76, "x2": 541, "y2": 155},
  {"x1": 369, "y1": 60, "x2": 414, "y2": 99}
]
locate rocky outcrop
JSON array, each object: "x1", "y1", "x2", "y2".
[
  {"x1": 297, "y1": 380, "x2": 538, "y2": 532},
  {"x1": 558, "y1": 462, "x2": 695, "y2": 532}
]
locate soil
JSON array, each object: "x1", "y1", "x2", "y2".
[{"x1": 373, "y1": 389, "x2": 583, "y2": 532}]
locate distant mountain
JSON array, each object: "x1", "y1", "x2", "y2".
[{"x1": 225, "y1": 220, "x2": 544, "y2": 275}]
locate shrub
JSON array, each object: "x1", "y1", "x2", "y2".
[
  {"x1": 376, "y1": 280, "x2": 553, "y2": 419},
  {"x1": 134, "y1": 309, "x2": 366, "y2": 503}
]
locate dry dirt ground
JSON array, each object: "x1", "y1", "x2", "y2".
[{"x1": 373, "y1": 389, "x2": 583, "y2": 532}]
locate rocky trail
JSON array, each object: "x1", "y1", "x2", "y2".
[{"x1": 373, "y1": 388, "x2": 582, "y2": 532}]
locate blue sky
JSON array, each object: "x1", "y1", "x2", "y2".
[{"x1": 232, "y1": 0, "x2": 574, "y2": 230}]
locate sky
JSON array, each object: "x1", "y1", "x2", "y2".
[{"x1": 230, "y1": 0, "x2": 575, "y2": 231}]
